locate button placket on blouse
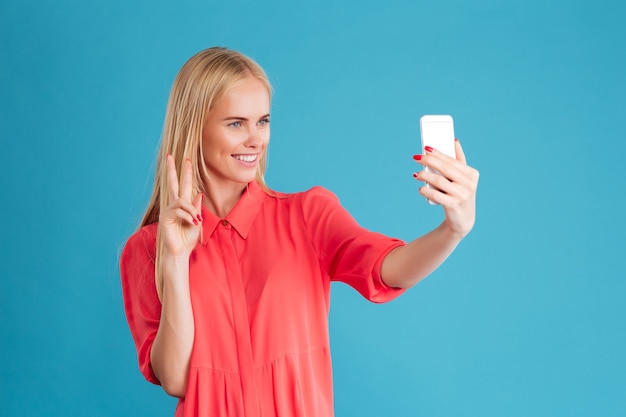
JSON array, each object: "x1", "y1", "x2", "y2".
[{"x1": 216, "y1": 220, "x2": 261, "y2": 416}]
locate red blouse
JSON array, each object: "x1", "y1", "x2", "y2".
[{"x1": 120, "y1": 182, "x2": 405, "y2": 417}]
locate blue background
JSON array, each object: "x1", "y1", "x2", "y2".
[{"x1": 1, "y1": 0, "x2": 625, "y2": 415}]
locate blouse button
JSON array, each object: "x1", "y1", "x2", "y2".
[{"x1": 221, "y1": 220, "x2": 229, "y2": 226}]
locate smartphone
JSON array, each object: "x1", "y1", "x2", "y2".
[{"x1": 419, "y1": 115, "x2": 456, "y2": 205}]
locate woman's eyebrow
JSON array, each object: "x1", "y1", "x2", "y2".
[{"x1": 221, "y1": 114, "x2": 270, "y2": 121}]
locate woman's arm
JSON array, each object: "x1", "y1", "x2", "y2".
[
  {"x1": 381, "y1": 140, "x2": 479, "y2": 288},
  {"x1": 150, "y1": 156, "x2": 203, "y2": 397},
  {"x1": 150, "y1": 254, "x2": 195, "y2": 397}
]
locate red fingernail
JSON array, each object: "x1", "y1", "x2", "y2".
[
  {"x1": 413, "y1": 172, "x2": 419, "y2": 178},
  {"x1": 413, "y1": 154, "x2": 423, "y2": 161},
  {"x1": 454, "y1": 138, "x2": 459, "y2": 142},
  {"x1": 193, "y1": 219, "x2": 198, "y2": 225},
  {"x1": 424, "y1": 146, "x2": 434, "y2": 153},
  {"x1": 197, "y1": 214, "x2": 203, "y2": 222}
]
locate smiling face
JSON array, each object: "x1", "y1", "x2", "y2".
[{"x1": 201, "y1": 76, "x2": 271, "y2": 192}]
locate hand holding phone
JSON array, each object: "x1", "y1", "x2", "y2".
[{"x1": 419, "y1": 115, "x2": 457, "y2": 205}]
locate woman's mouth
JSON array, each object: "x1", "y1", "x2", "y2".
[{"x1": 232, "y1": 154, "x2": 258, "y2": 163}]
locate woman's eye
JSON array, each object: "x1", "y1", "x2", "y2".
[
  {"x1": 229, "y1": 121, "x2": 242, "y2": 128},
  {"x1": 258, "y1": 118, "x2": 270, "y2": 126}
]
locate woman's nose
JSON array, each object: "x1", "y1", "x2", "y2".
[{"x1": 245, "y1": 126, "x2": 266, "y2": 148}]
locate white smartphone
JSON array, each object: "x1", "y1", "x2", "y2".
[{"x1": 419, "y1": 115, "x2": 456, "y2": 205}]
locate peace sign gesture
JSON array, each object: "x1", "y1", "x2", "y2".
[{"x1": 159, "y1": 155, "x2": 203, "y2": 257}]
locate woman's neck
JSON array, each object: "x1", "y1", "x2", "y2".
[{"x1": 202, "y1": 181, "x2": 248, "y2": 219}]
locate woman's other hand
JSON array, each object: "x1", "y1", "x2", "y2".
[{"x1": 413, "y1": 139, "x2": 479, "y2": 238}]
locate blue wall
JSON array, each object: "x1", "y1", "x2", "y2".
[{"x1": 1, "y1": 0, "x2": 625, "y2": 415}]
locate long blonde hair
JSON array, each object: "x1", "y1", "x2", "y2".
[{"x1": 140, "y1": 47, "x2": 272, "y2": 299}]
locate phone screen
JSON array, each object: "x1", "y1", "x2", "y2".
[
  {"x1": 420, "y1": 116, "x2": 455, "y2": 158},
  {"x1": 419, "y1": 115, "x2": 456, "y2": 205}
]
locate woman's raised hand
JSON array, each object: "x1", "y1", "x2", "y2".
[
  {"x1": 159, "y1": 155, "x2": 203, "y2": 257},
  {"x1": 413, "y1": 140, "x2": 480, "y2": 238}
]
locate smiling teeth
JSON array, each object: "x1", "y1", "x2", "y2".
[{"x1": 233, "y1": 154, "x2": 257, "y2": 162}]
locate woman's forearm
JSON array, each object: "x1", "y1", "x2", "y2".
[
  {"x1": 150, "y1": 253, "x2": 195, "y2": 398},
  {"x1": 381, "y1": 222, "x2": 464, "y2": 289}
]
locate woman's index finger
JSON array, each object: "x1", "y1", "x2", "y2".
[
  {"x1": 180, "y1": 158, "x2": 194, "y2": 201},
  {"x1": 166, "y1": 154, "x2": 180, "y2": 201}
]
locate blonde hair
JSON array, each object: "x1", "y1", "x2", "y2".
[{"x1": 140, "y1": 47, "x2": 272, "y2": 299}]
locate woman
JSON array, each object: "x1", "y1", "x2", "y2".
[{"x1": 120, "y1": 47, "x2": 479, "y2": 417}]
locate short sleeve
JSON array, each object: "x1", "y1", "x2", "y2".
[
  {"x1": 300, "y1": 187, "x2": 406, "y2": 303},
  {"x1": 119, "y1": 225, "x2": 161, "y2": 385}
]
